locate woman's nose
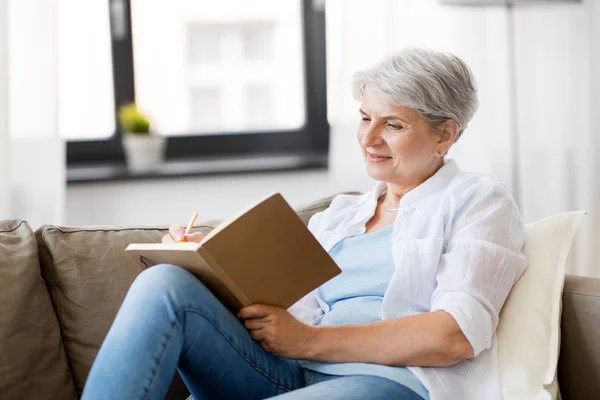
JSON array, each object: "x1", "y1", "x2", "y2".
[{"x1": 359, "y1": 123, "x2": 383, "y2": 147}]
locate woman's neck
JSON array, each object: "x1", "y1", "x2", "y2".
[{"x1": 383, "y1": 159, "x2": 444, "y2": 207}]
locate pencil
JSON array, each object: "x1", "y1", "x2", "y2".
[{"x1": 183, "y1": 211, "x2": 199, "y2": 241}]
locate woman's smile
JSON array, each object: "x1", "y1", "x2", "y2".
[{"x1": 366, "y1": 152, "x2": 392, "y2": 163}]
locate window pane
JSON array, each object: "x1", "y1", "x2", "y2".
[
  {"x1": 189, "y1": 86, "x2": 222, "y2": 130},
  {"x1": 131, "y1": 0, "x2": 306, "y2": 136},
  {"x1": 58, "y1": 0, "x2": 115, "y2": 139},
  {"x1": 244, "y1": 84, "x2": 273, "y2": 127}
]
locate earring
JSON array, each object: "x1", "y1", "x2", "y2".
[{"x1": 436, "y1": 150, "x2": 443, "y2": 156}]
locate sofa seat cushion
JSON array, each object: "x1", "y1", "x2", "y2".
[{"x1": 0, "y1": 220, "x2": 76, "y2": 400}]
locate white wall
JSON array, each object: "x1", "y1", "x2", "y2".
[
  {"x1": 8, "y1": 0, "x2": 58, "y2": 140},
  {"x1": 591, "y1": 0, "x2": 600, "y2": 277},
  {"x1": 512, "y1": 3, "x2": 596, "y2": 276},
  {"x1": 67, "y1": 170, "x2": 335, "y2": 227},
  {"x1": 7, "y1": 0, "x2": 65, "y2": 228},
  {"x1": 0, "y1": 0, "x2": 8, "y2": 219},
  {"x1": 65, "y1": 122, "x2": 374, "y2": 226}
]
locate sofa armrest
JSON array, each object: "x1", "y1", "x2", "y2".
[{"x1": 558, "y1": 274, "x2": 600, "y2": 399}]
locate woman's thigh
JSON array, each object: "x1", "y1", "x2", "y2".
[
  {"x1": 131, "y1": 264, "x2": 306, "y2": 399},
  {"x1": 266, "y1": 371, "x2": 423, "y2": 400}
]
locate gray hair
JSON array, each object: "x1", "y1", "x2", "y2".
[{"x1": 352, "y1": 48, "x2": 479, "y2": 141}]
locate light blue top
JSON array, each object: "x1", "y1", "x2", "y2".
[{"x1": 300, "y1": 225, "x2": 430, "y2": 399}]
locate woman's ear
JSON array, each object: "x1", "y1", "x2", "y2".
[{"x1": 437, "y1": 119, "x2": 459, "y2": 147}]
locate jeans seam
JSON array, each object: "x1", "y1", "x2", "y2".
[
  {"x1": 179, "y1": 307, "x2": 295, "y2": 392},
  {"x1": 142, "y1": 319, "x2": 179, "y2": 400}
]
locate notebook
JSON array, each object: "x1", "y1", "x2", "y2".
[{"x1": 126, "y1": 193, "x2": 341, "y2": 312}]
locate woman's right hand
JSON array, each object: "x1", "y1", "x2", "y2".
[{"x1": 162, "y1": 225, "x2": 205, "y2": 243}]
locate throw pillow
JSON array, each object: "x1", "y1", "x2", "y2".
[{"x1": 497, "y1": 211, "x2": 586, "y2": 399}]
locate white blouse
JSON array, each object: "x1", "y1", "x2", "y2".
[{"x1": 289, "y1": 159, "x2": 527, "y2": 400}]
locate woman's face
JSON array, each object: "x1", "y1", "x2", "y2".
[{"x1": 357, "y1": 93, "x2": 444, "y2": 186}]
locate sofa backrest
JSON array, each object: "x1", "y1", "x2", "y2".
[{"x1": 0, "y1": 220, "x2": 76, "y2": 400}]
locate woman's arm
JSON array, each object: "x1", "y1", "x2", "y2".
[
  {"x1": 308, "y1": 310, "x2": 473, "y2": 367},
  {"x1": 238, "y1": 305, "x2": 471, "y2": 367}
]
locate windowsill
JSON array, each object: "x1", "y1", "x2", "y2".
[{"x1": 66, "y1": 152, "x2": 328, "y2": 184}]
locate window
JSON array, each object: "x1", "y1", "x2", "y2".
[{"x1": 66, "y1": 0, "x2": 328, "y2": 180}]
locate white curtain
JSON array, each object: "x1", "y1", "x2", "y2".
[
  {"x1": 514, "y1": 4, "x2": 597, "y2": 278},
  {"x1": 327, "y1": 0, "x2": 599, "y2": 277},
  {"x1": 0, "y1": 0, "x2": 65, "y2": 227}
]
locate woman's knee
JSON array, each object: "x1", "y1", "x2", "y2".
[
  {"x1": 128, "y1": 264, "x2": 198, "y2": 301},
  {"x1": 134, "y1": 263, "x2": 191, "y2": 286}
]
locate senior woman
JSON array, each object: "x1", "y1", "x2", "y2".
[{"x1": 82, "y1": 48, "x2": 527, "y2": 400}]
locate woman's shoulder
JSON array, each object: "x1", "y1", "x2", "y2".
[
  {"x1": 316, "y1": 191, "x2": 369, "y2": 219},
  {"x1": 448, "y1": 170, "x2": 513, "y2": 204},
  {"x1": 307, "y1": 192, "x2": 369, "y2": 234},
  {"x1": 328, "y1": 191, "x2": 371, "y2": 210},
  {"x1": 444, "y1": 170, "x2": 525, "y2": 252},
  {"x1": 444, "y1": 171, "x2": 522, "y2": 234}
]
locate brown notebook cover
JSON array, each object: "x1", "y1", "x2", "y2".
[{"x1": 126, "y1": 193, "x2": 341, "y2": 312}]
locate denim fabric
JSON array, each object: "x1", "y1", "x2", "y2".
[
  {"x1": 82, "y1": 264, "x2": 423, "y2": 400},
  {"x1": 265, "y1": 370, "x2": 423, "y2": 400}
]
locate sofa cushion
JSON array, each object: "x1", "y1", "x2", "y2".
[
  {"x1": 0, "y1": 220, "x2": 76, "y2": 400},
  {"x1": 294, "y1": 193, "x2": 352, "y2": 225},
  {"x1": 497, "y1": 211, "x2": 585, "y2": 399},
  {"x1": 36, "y1": 222, "x2": 219, "y2": 396}
]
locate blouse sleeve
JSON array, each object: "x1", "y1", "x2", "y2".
[
  {"x1": 430, "y1": 182, "x2": 527, "y2": 357},
  {"x1": 287, "y1": 292, "x2": 323, "y2": 324}
]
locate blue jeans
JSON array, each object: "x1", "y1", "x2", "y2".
[{"x1": 82, "y1": 264, "x2": 424, "y2": 400}]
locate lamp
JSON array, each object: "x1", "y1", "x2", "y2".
[{"x1": 439, "y1": 0, "x2": 581, "y2": 207}]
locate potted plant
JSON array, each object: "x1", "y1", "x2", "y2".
[{"x1": 119, "y1": 103, "x2": 165, "y2": 173}]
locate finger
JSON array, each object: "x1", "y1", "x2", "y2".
[
  {"x1": 244, "y1": 317, "x2": 268, "y2": 330},
  {"x1": 260, "y1": 342, "x2": 274, "y2": 353},
  {"x1": 161, "y1": 233, "x2": 176, "y2": 244},
  {"x1": 183, "y1": 232, "x2": 205, "y2": 243},
  {"x1": 169, "y1": 225, "x2": 185, "y2": 242},
  {"x1": 238, "y1": 305, "x2": 272, "y2": 320},
  {"x1": 249, "y1": 329, "x2": 267, "y2": 341}
]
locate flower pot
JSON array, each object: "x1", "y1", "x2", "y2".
[{"x1": 121, "y1": 133, "x2": 166, "y2": 173}]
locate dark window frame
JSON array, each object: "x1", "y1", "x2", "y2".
[{"x1": 66, "y1": 0, "x2": 328, "y2": 173}]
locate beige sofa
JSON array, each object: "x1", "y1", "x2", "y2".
[{"x1": 1, "y1": 195, "x2": 599, "y2": 400}]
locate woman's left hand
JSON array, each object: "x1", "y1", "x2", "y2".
[{"x1": 238, "y1": 304, "x2": 318, "y2": 359}]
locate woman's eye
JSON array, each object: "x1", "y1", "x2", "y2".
[
  {"x1": 387, "y1": 123, "x2": 402, "y2": 130},
  {"x1": 361, "y1": 117, "x2": 371, "y2": 122}
]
